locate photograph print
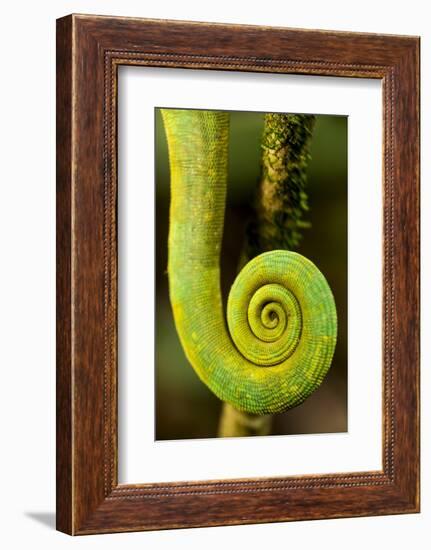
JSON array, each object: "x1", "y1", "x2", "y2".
[{"x1": 155, "y1": 107, "x2": 347, "y2": 440}]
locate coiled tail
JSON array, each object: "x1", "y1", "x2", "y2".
[{"x1": 161, "y1": 108, "x2": 337, "y2": 415}]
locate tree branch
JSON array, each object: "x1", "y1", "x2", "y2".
[{"x1": 218, "y1": 113, "x2": 315, "y2": 438}]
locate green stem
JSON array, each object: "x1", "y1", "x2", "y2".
[{"x1": 218, "y1": 403, "x2": 272, "y2": 437}]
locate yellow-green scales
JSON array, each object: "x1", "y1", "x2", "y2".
[{"x1": 161, "y1": 108, "x2": 337, "y2": 415}]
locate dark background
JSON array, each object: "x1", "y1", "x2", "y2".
[{"x1": 155, "y1": 109, "x2": 347, "y2": 440}]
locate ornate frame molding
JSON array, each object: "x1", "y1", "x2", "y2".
[{"x1": 57, "y1": 14, "x2": 419, "y2": 534}]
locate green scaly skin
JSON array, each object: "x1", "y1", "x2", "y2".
[{"x1": 161, "y1": 108, "x2": 337, "y2": 415}]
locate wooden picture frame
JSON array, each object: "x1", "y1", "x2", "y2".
[{"x1": 56, "y1": 14, "x2": 420, "y2": 535}]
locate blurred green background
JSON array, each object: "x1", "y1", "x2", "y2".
[{"x1": 155, "y1": 109, "x2": 347, "y2": 440}]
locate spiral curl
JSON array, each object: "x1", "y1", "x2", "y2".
[{"x1": 162, "y1": 108, "x2": 337, "y2": 414}]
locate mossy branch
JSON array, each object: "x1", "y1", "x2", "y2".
[
  {"x1": 245, "y1": 112, "x2": 315, "y2": 258},
  {"x1": 218, "y1": 113, "x2": 315, "y2": 438}
]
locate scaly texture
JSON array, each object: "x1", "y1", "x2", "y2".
[{"x1": 161, "y1": 108, "x2": 337, "y2": 415}]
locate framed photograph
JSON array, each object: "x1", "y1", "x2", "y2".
[{"x1": 56, "y1": 14, "x2": 420, "y2": 534}]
